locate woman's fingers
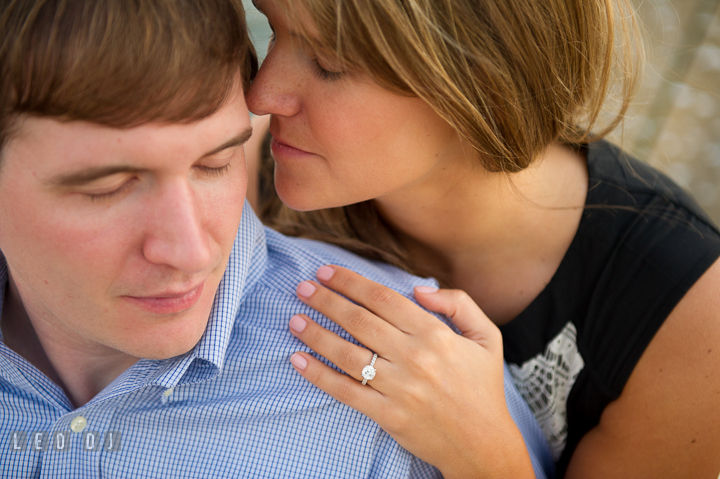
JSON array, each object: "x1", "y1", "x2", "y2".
[
  {"x1": 289, "y1": 274, "x2": 524, "y2": 477},
  {"x1": 289, "y1": 351, "x2": 381, "y2": 416},
  {"x1": 414, "y1": 287, "x2": 502, "y2": 353},
  {"x1": 289, "y1": 313, "x2": 390, "y2": 387},
  {"x1": 313, "y1": 265, "x2": 433, "y2": 333},
  {"x1": 296, "y1": 278, "x2": 405, "y2": 349}
]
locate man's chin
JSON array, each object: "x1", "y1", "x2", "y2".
[
  {"x1": 115, "y1": 279, "x2": 220, "y2": 359},
  {"x1": 117, "y1": 312, "x2": 211, "y2": 360}
]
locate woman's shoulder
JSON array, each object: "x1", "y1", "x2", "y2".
[
  {"x1": 577, "y1": 141, "x2": 720, "y2": 314},
  {"x1": 509, "y1": 140, "x2": 720, "y2": 374},
  {"x1": 501, "y1": 139, "x2": 720, "y2": 471},
  {"x1": 585, "y1": 139, "x2": 717, "y2": 229},
  {"x1": 505, "y1": 141, "x2": 720, "y2": 353}
]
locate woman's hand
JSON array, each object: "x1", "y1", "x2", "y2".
[{"x1": 288, "y1": 265, "x2": 535, "y2": 479}]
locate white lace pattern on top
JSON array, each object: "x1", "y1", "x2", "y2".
[{"x1": 507, "y1": 322, "x2": 585, "y2": 460}]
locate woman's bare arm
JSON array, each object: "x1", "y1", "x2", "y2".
[{"x1": 566, "y1": 258, "x2": 720, "y2": 478}]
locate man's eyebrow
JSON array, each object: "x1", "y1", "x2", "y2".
[
  {"x1": 49, "y1": 127, "x2": 253, "y2": 187},
  {"x1": 201, "y1": 126, "x2": 253, "y2": 158}
]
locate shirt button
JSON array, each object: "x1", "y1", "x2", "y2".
[
  {"x1": 163, "y1": 387, "x2": 175, "y2": 397},
  {"x1": 70, "y1": 416, "x2": 87, "y2": 433}
]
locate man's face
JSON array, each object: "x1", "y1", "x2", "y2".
[{"x1": 0, "y1": 88, "x2": 251, "y2": 360}]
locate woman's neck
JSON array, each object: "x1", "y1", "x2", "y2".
[{"x1": 374, "y1": 142, "x2": 588, "y2": 324}]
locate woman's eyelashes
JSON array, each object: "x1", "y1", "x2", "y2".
[
  {"x1": 311, "y1": 57, "x2": 343, "y2": 81},
  {"x1": 265, "y1": 21, "x2": 342, "y2": 81}
]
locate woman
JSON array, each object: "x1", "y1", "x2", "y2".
[{"x1": 245, "y1": 0, "x2": 720, "y2": 477}]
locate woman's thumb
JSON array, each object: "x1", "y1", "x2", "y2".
[{"x1": 414, "y1": 286, "x2": 500, "y2": 346}]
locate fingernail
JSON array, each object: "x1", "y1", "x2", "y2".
[
  {"x1": 290, "y1": 353, "x2": 307, "y2": 371},
  {"x1": 297, "y1": 281, "x2": 316, "y2": 298},
  {"x1": 415, "y1": 286, "x2": 439, "y2": 294},
  {"x1": 289, "y1": 315, "x2": 307, "y2": 333},
  {"x1": 316, "y1": 265, "x2": 335, "y2": 282}
]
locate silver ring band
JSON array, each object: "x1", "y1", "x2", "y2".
[{"x1": 361, "y1": 353, "x2": 378, "y2": 385}]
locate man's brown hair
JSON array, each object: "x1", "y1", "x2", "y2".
[{"x1": 0, "y1": 0, "x2": 258, "y2": 156}]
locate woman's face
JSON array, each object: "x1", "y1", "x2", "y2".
[{"x1": 246, "y1": 0, "x2": 467, "y2": 211}]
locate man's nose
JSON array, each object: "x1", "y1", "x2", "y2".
[
  {"x1": 245, "y1": 47, "x2": 301, "y2": 117},
  {"x1": 142, "y1": 181, "x2": 213, "y2": 274}
]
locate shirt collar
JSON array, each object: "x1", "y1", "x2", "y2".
[
  {"x1": 190, "y1": 203, "x2": 267, "y2": 369},
  {"x1": 148, "y1": 203, "x2": 268, "y2": 388}
]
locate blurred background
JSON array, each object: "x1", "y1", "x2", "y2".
[{"x1": 242, "y1": 0, "x2": 720, "y2": 224}]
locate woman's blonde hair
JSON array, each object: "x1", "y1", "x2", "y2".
[
  {"x1": 278, "y1": 0, "x2": 642, "y2": 171},
  {"x1": 259, "y1": 0, "x2": 644, "y2": 274}
]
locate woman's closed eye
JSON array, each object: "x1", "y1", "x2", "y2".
[{"x1": 311, "y1": 57, "x2": 343, "y2": 81}]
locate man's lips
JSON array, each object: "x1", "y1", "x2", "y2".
[{"x1": 124, "y1": 282, "x2": 205, "y2": 315}]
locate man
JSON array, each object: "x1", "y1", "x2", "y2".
[{"x1": 0, "y1": 1, "x2": 551, "y2": 477}]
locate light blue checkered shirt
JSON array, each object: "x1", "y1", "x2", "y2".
[{"x1": 0, "y1": 205, "x2": 553, "y2": 478}]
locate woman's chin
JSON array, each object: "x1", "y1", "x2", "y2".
[
  {"x1": 274, "y1": 174, "x2": 371, "y2": 212},
  {"x1": 276, "y1": 188, "x2": 319, "y2": 212},
  {"x1": 275, "y1": 181, "x2": 336, "y2": 212}
]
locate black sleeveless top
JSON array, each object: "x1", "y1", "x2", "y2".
[{"x1": 500, "y1": 140, "x2": 720, "y2": 477}]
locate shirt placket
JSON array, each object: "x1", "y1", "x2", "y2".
[{"x1": 38, "y1": 397, "x2": 122, "y2": 478}]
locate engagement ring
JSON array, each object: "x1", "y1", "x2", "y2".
[{"x1": 361, "y1": 353, "x2": 378, "y2": 385}]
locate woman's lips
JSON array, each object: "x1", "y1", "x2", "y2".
[
  {"x1": 270, "y1": 138, "x2": 314, "y2": 158},
  {"x1": 125, "y1": 282, "x2": 205, "y2": 315}
]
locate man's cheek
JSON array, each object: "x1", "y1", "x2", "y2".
[{"x1": 209, "y1": 189, "x2": 246, "y2": 239}]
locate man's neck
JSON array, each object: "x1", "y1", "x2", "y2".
[{"x1": 1, "y1": 277, "x2": 138, "y2": 408}]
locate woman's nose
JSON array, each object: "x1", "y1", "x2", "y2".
[{"x1": 246, "y1": 49, "x2": 302, "y2": 118}]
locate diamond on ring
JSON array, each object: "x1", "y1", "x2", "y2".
[{"x1": 361, "y1": 353, "x2": 378, "y2": 385}]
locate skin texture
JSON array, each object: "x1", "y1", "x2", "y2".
[
  {"x1": 246, "y1": 1, "x2": 720, "y2": 477},
  {"x1": 0, "y1": 87, "x2": 251, "y2": 407}
]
